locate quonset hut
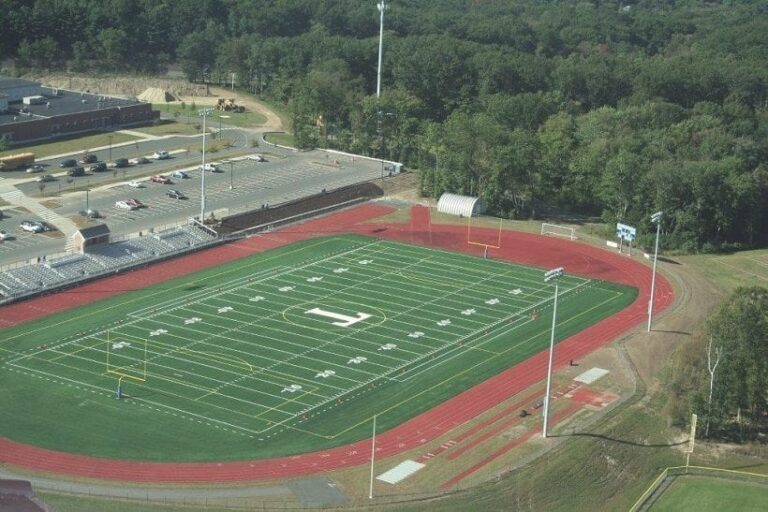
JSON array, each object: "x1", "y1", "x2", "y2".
[{"x1": 436, "y1": 193, "x2": 485, "y2": 217}]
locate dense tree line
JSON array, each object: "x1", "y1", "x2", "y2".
[
  {"x1": 667, "y1": 287, "x2": 768, "y2": 442},
  {"x1": 1, "y1": 0, "x2": 768, "y2": 251}
]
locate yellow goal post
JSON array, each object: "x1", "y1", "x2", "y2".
[
  {"x1": 467, "y1": 215, "x2": 503, "y2": 256},
  {"x1": 105, "y1": 330, "x2": 148, "y2": 392}
]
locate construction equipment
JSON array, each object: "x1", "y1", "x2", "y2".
[
  {"x1": 215, "y1": 98, "x2": 245, "y2": 113},
  {"x1": 0, "y1": 152, "x2": 35, "y2": 171}
]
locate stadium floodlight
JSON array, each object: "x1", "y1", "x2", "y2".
[
  {"x1": 376, "y1": 0, "x2": 388, "y2": 98},
  {"x1": 542, "y1": 267, "x2": 564, "y2": 438},
  {"x1": 198, "y1": 108, "x2": 213, "y2": 221},
  {"x1": 369, "y1": 414, "x2": 377, "y2": 499},
  {"x1": 647, "y1": 211, "x2": 663, "y2": 332}
]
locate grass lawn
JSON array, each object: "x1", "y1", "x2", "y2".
[
  {"x1": 130, "y1": 121, "x2": 199, "y2": 136},
  {"x1": 0, "y1": 132, "x2": 138, "y2": 159},
  {"x1": 264, "y1": 131, "x2": 295, "y2": 148},
  {"x1": 0, "y1": 235, "x2": 635, "y2": 462},
  {"x1": 681, "y1": 248, "x2": 768, "y2": 292},
  {"x1": 153, "y1": 104, "x2": 267, "y2": 128},
  {"x1": 649, "y1": 475, "x2": 768, "y2": 511}
]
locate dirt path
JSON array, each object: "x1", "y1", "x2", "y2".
[{"x1": 176, "y1": 86, "x2": 285, "y2": 132}]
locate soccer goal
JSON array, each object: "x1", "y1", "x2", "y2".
[{"x1": 541, "y1": 222, "x2": 577, "y2": 240}]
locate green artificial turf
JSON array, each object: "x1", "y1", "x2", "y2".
[{"x1": 0, "y1": 235, "x2": 636, "y2": 461}]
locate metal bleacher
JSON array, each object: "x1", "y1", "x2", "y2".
[{"x1": 0, "y1": 224, "x2": 220, "y2": 303}]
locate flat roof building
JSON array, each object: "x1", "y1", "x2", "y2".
[
  {"x1": 0, "y1": 77, "x2": 42, "y2": 102},
  {"x1": 0, "y1": 76, "x2": 157, "y2": 144}
]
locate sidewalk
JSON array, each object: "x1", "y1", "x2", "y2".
[{"x1": 0, "y1": 181, "x2": 79, "y2": 239}]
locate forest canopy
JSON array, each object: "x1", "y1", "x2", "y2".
[{"x1": 1, "y1": 0, "x2": 767, "y2": 251}]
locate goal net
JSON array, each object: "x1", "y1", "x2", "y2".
[{"x1": 541, "y1": 223, "x2": 577, "y2": 240}]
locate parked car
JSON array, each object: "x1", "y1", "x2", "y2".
[
  {"x1": 59, "y1": 158, "x2": 77, "y2": 168},
  {"x1": 111, "y1": 158, "x2": 129, "y2": 168},
  {"x1": 79, "y1": 209, "x2": 100, "y2": 219},
  {"x1": 26, "y1": 164, "x2": 44, "y2": 173},
  {"x1": 152, "y1": 150, "x2": 170, "y2": 160},
  {"x1": 166, "y1": 189, "x2": 187, "y2": 200},
  {"x1": 0, "y1": 230, "x2": 9, "y2": 241},
  {"x1": 129, "y1": 156, "x2": 150, "y2": 165},
  {"x1": 68, "y1": 166, "x2": 85, "y2": 177},
  {"x1": 116, "y1": 199, "x2": 143, "y2": 210},
  {"x1": 20, "y1": 220, "x2": 44, "y2": 233},
  {"x1": 172, "y1": 170, "x2": 189, "y2": 179},
  {"x1": 199, "y1": 163, "x2": 220, "y2": 172},
  {"x1": 89, "y1": 162, "x2": 107, "y2": 173},
  {"x1": 247, "y1": 154, "x2": 264, "y2": 162},
  {"x1": 149, "y1": 175, "x2": 172, "y2": 184},
  {"x1": 128, "y1": 180, "x2": 145, "y2": 188},
  {"x1": 80, "y1": 153, "x2": 97, "y2": 164},
  {"x1": 36, "y1": 174, "x2": 54, "y2": 182}
]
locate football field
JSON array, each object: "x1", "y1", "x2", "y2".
[{"x1": 0, "y1": 235, "x2": 636, "y2": 460}]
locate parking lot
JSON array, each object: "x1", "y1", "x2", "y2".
[
  {"x1": 0, "y1": 206, "x2": 64, "y2": 262},
  {"x1": 0, "y1": 145, "x2": 391, "y2": 266}
]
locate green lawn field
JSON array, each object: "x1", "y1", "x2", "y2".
[
  {"x1": 650, "y1": 475, "x2": 768, "y2": 511},
  {"x1": 0, "y1": 235, "x2": 636, "y2": 461}
]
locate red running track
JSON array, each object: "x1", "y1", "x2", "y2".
[{"x1": 0, "y1": 204, "x2": 673, "y2": 483}]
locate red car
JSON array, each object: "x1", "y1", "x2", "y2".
[
  {"x1": 126, "y1": 198, "x2": 144, "y2": 209},
  {"x1": 149, "y1": 175, "x2": 172, "y2": 184},
  {"x1": 80, "y1": 153, "x2": 98, "y2": 164}
]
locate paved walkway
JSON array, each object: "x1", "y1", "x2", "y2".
[
  {"x1": 0, "y1": 468, "x2": 292, "y2": 502},
  {"x1": 0, "y1": 182, "x2": 79, "y2": 240}
]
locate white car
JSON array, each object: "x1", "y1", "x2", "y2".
[
  {"x1": 199, "y1": 163, "x2": 220, "y2": 172},
  {"x1": 152, "y1": 150, "x2": 170, "y2": 160},
  {"x1": 247, "y1": 154, "x2": 264, "y2": 162},
  {"x1": 20, "y1": 220, "x2": 44, "y2": 233},
  {"x1": 128, "y1": 180, "x2": 145, "y2": 188},
  {"x1": 0, "y1": 230, "x2": 9, "y2": 240},
  {"x1": 115, "y1": 200, "x2": 137, "y2": 210},
  {"x1": 26, "y1": 164, "x2": 44, "y2": 173}
]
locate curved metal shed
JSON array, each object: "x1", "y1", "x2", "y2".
[{"x1": 436, "y1": 193, "x2": 485, "y2": 217}]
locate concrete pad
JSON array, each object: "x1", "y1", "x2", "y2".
[
  {"x1": 376, "y1": 460, "x2": 425, "y2": 484},
  {"x1": 574, "y1": 367, "x2": 609, "y2": 384}
]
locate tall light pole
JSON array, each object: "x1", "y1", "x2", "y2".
[
  {"x1": 227, "y1": 160, "x2": 234, "y2": 190},
  {"x1": 543, "y1": 267, "x2": 564, "y2": 438},
  {"x1": 368, "y1": 414, "x2": 377, "y2": 499},
  {"x1": 647, "y1": 211, "x2": 663, "y2": 332},
  {"x1": 199, "y1": 108, "x2": 212, "y2": 222},
  {"x1": 376, "y1": 0, "x2": 388, "y2": 99},
  {"x1": 108, "y1": 135, "x2": 113, "y2": 162}
]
